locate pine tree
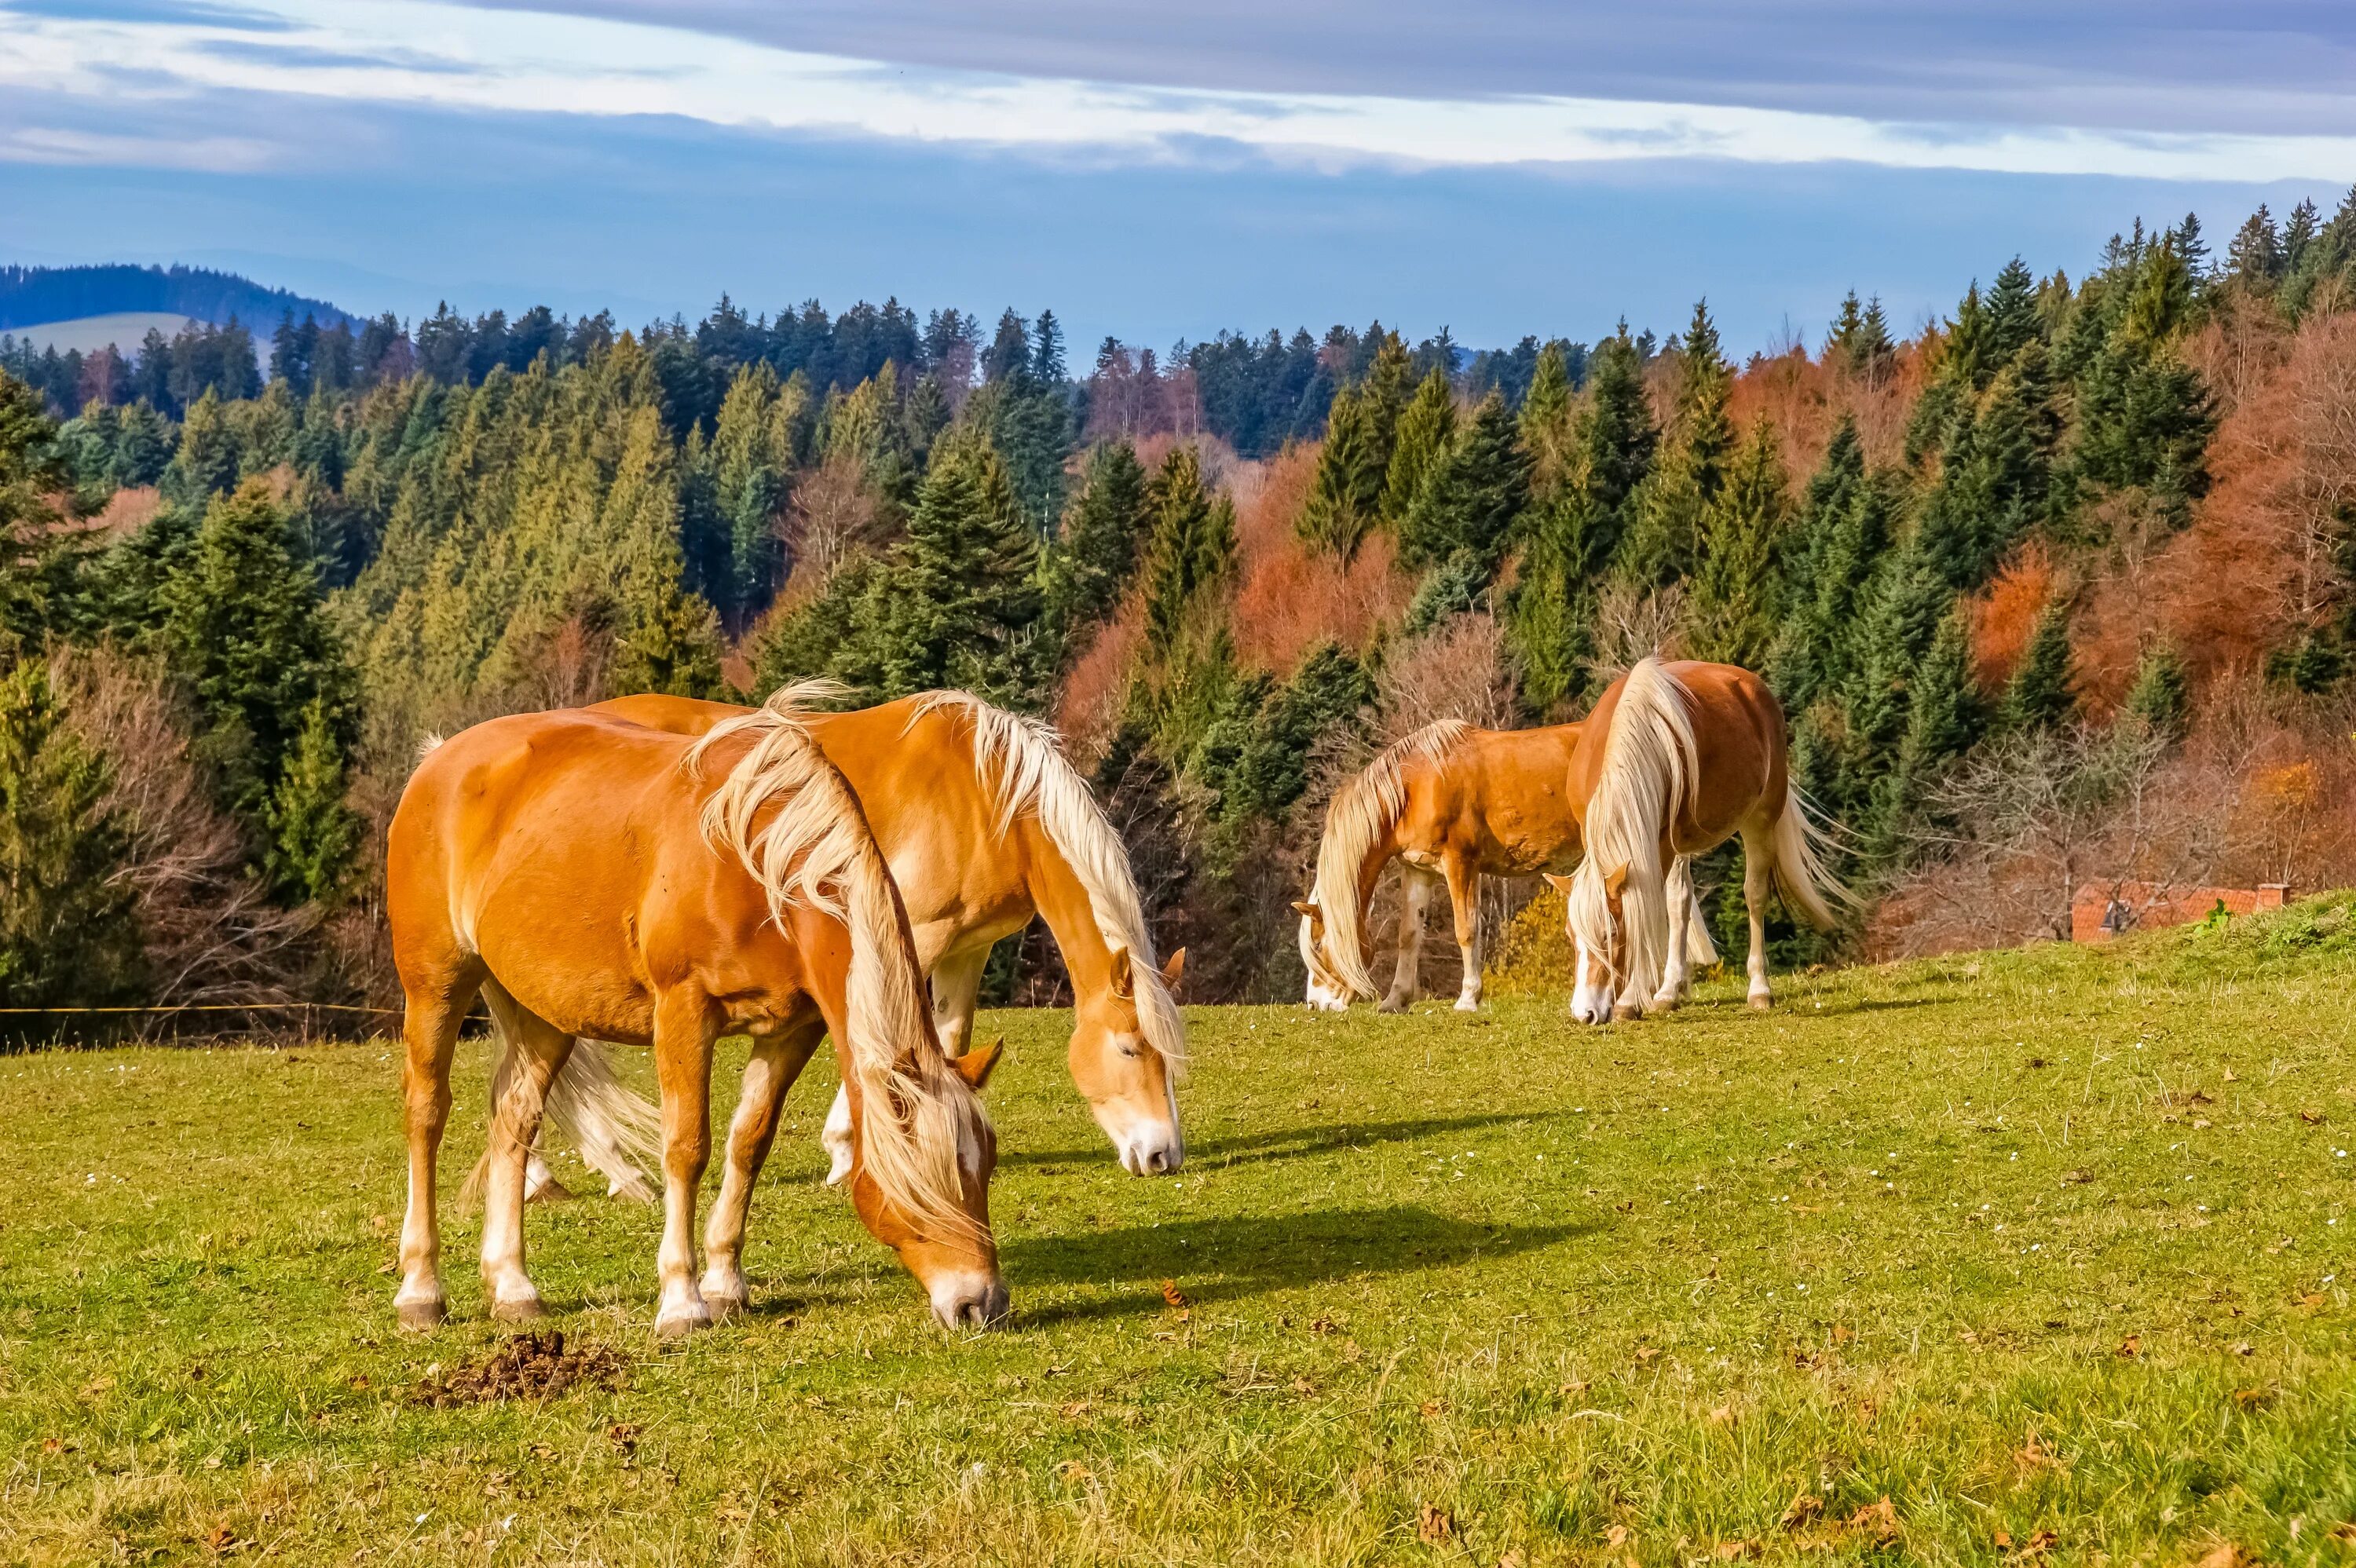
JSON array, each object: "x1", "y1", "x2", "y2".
[
  {"x1": 164, "y1": 389, "x2": 240, "y2": 506},
  {"x1": 1141, "y1": 445, "x2": 1231, "y2": 649},
  {"x1": 265, "y1": 697, "x2": 361, "y2": 905},
  {"x1": 1044, "y1": 441, "x2": 1151, "y2": 649},
  {"x1": 1687, "y1": 416, "x2": 1790, "y2": 669},
  {"x1": 0, "y1": 659, "x2": 143, "y2": 1016},
  {"x1": 1298, "y1": 386, "x2": 1380, "y2": 557},
  {"x1": 880, "y1": 437, "x2": 1044, "y2": 705},
  {"x1": 2121, "y1": 644, "x2": 2190, "y2": 742},
  {"x1": 2002, "y1": 599, "x2": 2076, "y2": 732},
  {"x1": 1615, "y1": 300, "x2": 1731, "y2": 588},
  {"x1": 1382, "y1": 368, "x2": 1457, "y2": 522},
  {"x1": 1397, "y1": 389, "x2": 1527, "y2": 572},
  {"x1": 157, "y1": 481, "x2": 357, "y2": 851}
]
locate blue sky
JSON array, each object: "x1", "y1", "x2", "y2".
[{"x1": 4, "y1": 0, "x2": 2354, "y2": 355}]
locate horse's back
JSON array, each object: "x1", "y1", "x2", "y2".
[{"x1": 1434, "y1": 724, "x2": 1586, "y2": 871}]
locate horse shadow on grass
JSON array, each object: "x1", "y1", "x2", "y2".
[
  {"x1": 1000, "y1": 1112, "x2": 1540, "y2": 1173},
  {"x1": 1001, "y1": 1204, "x2": 1599, "y2": 1326}
]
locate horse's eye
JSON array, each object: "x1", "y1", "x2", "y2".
[{"x1": 1118, "y1": 1040, "x2": 1142, "y2": 1060}]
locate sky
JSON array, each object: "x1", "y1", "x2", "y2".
[{"x1": 4, "y1": 0, "x2": 2355, "y2": 355}]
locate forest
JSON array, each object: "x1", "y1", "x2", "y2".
[{"x1": 3, "y1": 192, "x2": 2355, "y2": 1027}]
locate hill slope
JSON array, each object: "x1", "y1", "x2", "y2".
[{"x1": 0, "y1": 264, "x2": 349, "y2": 333}]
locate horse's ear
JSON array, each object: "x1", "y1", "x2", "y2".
[
  {"x1": 1160, "y1": 947, "x2": 1187, "y2": 990},
  {"x1": 1542, "y1": 872, "x2": 1575, "y2": 894},
  {"x1": 1107, "y1": 947, "x2": 1136, "y2": 1000},
  {"x1": 1290, "y1": 900, "x2": 1319, "y2": 919},
  {"x1": 1604, "y1": 864, "x2": 1630, "y2": 898},
  {"x1": 949, "y1": 1038, "x2": 1003, "y2": 1091}
]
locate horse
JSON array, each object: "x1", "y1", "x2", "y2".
[
  {"x1": 1546, "y1": 658, "x2": 1845, "y2": 1025},
  {"x1": 498, "y1": 688, "x2": 1186, "y2": 1298},
  {"x1": 387, "y1": 693, "x2": 1007, "y2": 1337},
  {"x1": 1293, "y1": 718, "x2": 1716, "y2": 1012}
]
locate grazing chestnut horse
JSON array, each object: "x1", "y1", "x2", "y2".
[
  {"x1": 1293, "y1": 719, "x2": 1714, "y2": 1012},
  {"x1": 1548, "y1": 658, "x2": 1844, "y2": 1025},
  {"x1": 503, "y1": 689, "x2": 1185, "y2": 1291},
  {"x1": 389, "y1": 694, "x2": 1006, "y2": 1336}
]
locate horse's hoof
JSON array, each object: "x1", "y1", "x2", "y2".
[
  {"x1": 1377, "y1": 996, "x2": 1410, "y2": 1015},
  {"x1": 1611, "y1": 1003, "x2": 1644, "y2": 1023},
  {"x1": 656, "y1": 1307, "x2": 712, "y2": 1340},
  {"x1": 698, "y1": 1273, "x2": 748, "y2": 1321},
  {"x1": 524, "y1": 1178, "x2": 575, "y2": 1205},
  {"x1": 1454, "y1": 996, "x2": 1480, "y2": 1013},
  {"x1": 395, "y1": 1296, "x2": 447, "y2": 1332},
  {"x1": 488, "y1": 1292, "x2": 547, "y2": 1324},
  {"x1": 1748, "y1": 994, "x2": 1772, "y2": 1012}
]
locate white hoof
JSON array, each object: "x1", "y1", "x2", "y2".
[{"x1": 698, "y1": 1267, "x2": 748, "y2": 1321}]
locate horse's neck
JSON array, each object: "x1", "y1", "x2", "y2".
[{"x1": 1019, "y1": 818, "x2": 1122, "y2": 998}]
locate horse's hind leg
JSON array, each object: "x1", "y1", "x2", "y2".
[
  {"x1": 477, "y1": 984, "x2": 575, "y2": 1321},
  {"x1": 703, "y1": 1017, "x2": 825, "y2": 1318},
  {"x1": 1651, "y1": 857, "x2": 1696, "y2": 1011},
  {"x1": 395, "y1": 966, "x2": 479, "y2": 1331},
  {"x1": 1741, "y1": 826, "x2": 1775, "y2": 1011},
  {"x1": 1380, "y1": 871, "x2": 1433, "y2": 1014},
  {"x1": 653, "y1": 989, "x2": 721, "y2": 1337}
]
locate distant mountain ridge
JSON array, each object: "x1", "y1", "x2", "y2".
[{"x1": 0, "y1": 265, "x2": 351, "y2": 333}]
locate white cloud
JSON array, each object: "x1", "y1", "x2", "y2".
[{"x1": 4, "y1": 0, "x2": 2354, "y2": 183}]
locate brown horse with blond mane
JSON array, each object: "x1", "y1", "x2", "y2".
[
  {"x1": 1547, "y1": 657, "x2": 1846, "y2": 1024},
  {"x1": 1293, "y1": 719, "x2": 1715, "y2": 1012},
  {"x1": 388, "y1": 691, "x2": 1007, "y2": 1336}
]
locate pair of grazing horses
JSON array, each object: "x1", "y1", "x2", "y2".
[
  {"x1": 1296, "y1": 658, "x2": 1843, "y2": 1022},
  {"x1": 389, "y1": 685, "x2": 1185, "y2": 1336}
]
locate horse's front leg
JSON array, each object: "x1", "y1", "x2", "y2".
[
  {"x1": 477, "y1": 985, "x2": 575, "y2": 1321},
  {"x1": 1442, "y1": 856, "x2": 1483, "y2": 1011},
  {"x1": 825, "y1": 944, "x2": 985, "y2": 1184},
  {"x1": 652, "y1": 989, "x2": 720, "y2": 1337},
  {"x1": 702, "y1": 1018, "x2": 825, "y2": 1318},
  {"x1": 1651, "y1": 857, "x2": 1696, "y2": 1012},
  {"x1": 1380, "y1": 872, "x2": 1432, "y2": 1014}
]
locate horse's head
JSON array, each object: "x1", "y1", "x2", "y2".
[
  {"x1": 1292, "y1": 900, "x2": 1352, "y2": 1011},
  {"x1": 843, "y1": 1043, "x2": 1008, "y2": 1331},
  {"x1": 1547, "y1": 864, "x2": 1632, "y2": 1025},
  {"x1": 1070, "y1": 945, "x2": 1187, "y2": 1175}
]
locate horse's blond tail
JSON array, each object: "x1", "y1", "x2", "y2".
[
  {"x1": 693, "y1": 686, "x2": 991, "y2": 1248},
  {"x1": 1567, "y1": 659, "x2": 1697, "y2": 1001},
  {"x1": 466, "y1": 1033, "x2": 663, "y2": 1208},
  {"x1": 1769, "y1": 785, "x2": 1849, "y2": 931},
  {"x1": 1311, "y1": 720, "x2": 1472, "y2": 1000}
]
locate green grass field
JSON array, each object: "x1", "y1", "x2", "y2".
[{"x1": 5, "y1": 900, "x2": 2355, "y2": 1566}]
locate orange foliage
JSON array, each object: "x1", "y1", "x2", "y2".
[
  {"x1": 1967, "y1": 544, "x2": 2057, "y2": 693},
  {"x1": 1055, "y1": 594, "x2": 1143, "y2": 765},
  {"x1": 1220, "y1": 442, "x2": 1415, "y2": 674}
]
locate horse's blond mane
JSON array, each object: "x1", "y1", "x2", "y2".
[
  {"x1": 909, "y1": 692, "x2": 1186, "y2": 1073},
  {"x1": 1568, "y1": 658, "x2": 1696, "y2": 1000},
  {"x1": 1309, "y1": 718, "x2": 1474, "y2": 1000},
  {"x1": 690, "y1": 682, "x2": 990, "y2": 1245}
]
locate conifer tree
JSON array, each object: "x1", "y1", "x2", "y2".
[
  {"x1": 165, "y1": 389, "x2": 240, "y2": 506},
  {"x1": 156, "y1": 481, "x2": 357, "y2": 861},
  {"x1": 709, "y1": 361, "x2": 799, "y2": 618},
  {"x1": 1298, "y1": 386, "x2": 1378, "y2": 557},
  {"x1": 1615, "y1": 301, "x2": 1732, "y2": 588},
  {"x1": 1381, "y1": 368, "x2": 1456, "y2": 522},
  {"x1": 1142, "y1": 445, "x2": 1231, "y2": 649},
  {"x1": 1044, "y1": 441, "x2": 1151, "y2": 651},
  {"x1": 265, "y1": 697, "x2": 362, "y2": 905},
  {"x1": 1398, "y1": 389, "x2": 1527, "y2": 572},
  {"x1": 882, "y1": 437, "x2": 1044, "y2": 705},
  {"x1": 2121, "y1": 644, "x2": 2190, "y2": 742},
  {"x1": 2001, "y1": 599, "x2": 2076, "y2": 733},
  {"x1": 0, "y1": 660, "x2": 142, "y2": 1016},
  {"x1": 1687, "y1": 415, "x2": 1790, "y2": 670}
]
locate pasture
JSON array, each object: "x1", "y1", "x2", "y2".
[{"x1": 5, "y1": 904, "x2": 2355, "y2": 1566}]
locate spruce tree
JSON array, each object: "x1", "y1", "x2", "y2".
[
  {"x1": 1298, "y1": 386, "x2": 1378, "y2": 556},
  {"x1": 1044, "y1": 441, "x2": 1151, "y2": 650},
  {"x1": 1398, "y1": 389, "x2": 1527, "y2": 572},
  {"x1": 265, "y1": 697, "x2": 362, "y2": 905},
  {"x1": 0, "y1": 659, "x2": 143, "y2": 1016},
  {"x1": 2002, "y1": 599, "x2": 2076, "y2": 732},
  {"x1": 164, "y1": 389, "x2": 240, "y2": 506},
  {"x1": 882, "y1": 437, "x2": 1044, "y2": 705},
  {"x1": 2121, "y1": 644, "x2": 2190, "y2": 742},
  {"x1": 1687, "y1": 416, "x2": 1790, "y2": 670},
  {"x1": 156, "y1": 481, "x2": 358, "y2": 857},
  {"x1": 1142, "y1": 446, "x2": 1231, "y2": 649},
  {"x1": 1615, "y1": 300, "x2": 1731, "y2": 588},
  {"x1": 1381, "y1": 369, "x2": 1456, "y2": 522},
  {"x1": 709, "y1": 361, "x2": 799, "y2": 619}
]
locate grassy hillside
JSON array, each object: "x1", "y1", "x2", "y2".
[
  {"x1": 0, "y1": 313, "x2": 207, "y2": 358},
  {"x1": 3, "y1": 901, "x2": 2354, "y2": 1565}
]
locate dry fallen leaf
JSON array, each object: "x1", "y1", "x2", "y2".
[
  {"x1": 2116, "y1": 1334, "x2": 2143, "y2": 1359},
  {"x1": 1418, "y1": 1398, "x2": 1447, "y2": 1418},
  {"x1": 2231, "y1": 1387, "x2": 2274, "y2": 1411},
  {"x1": 1831, "y1": 1324, "x2": 1856, "y2": 1344},
  {"x1": 1418, "y1": 1504, "x2": 1454, "y2": 1543},
  {"x1": 1604, "y1": 1523, "x2": 1631, "y2": 1548},
  {"x1": 2299, "y1": 1109, "x2": 2326, "y2": 1125},
  {"x1": 1308, "y1": 1315, "x2": 1338, "y2": 1336},
  {"x1": 1707, "y1": 1403, "x2": 1738, "y2": 1427},
  {"x1": 1846, "y1": 1497, "x2": 1900, "y2": 1544},
  {"x1": 2021, "y1": 1528, "x2": 2059, "y2": 1554},
  {"x1": 1498, "y1": 1552, "x2": 1527, "y2": 1568},
  {"x1": 1055, "y1": 1460, "x2": 1093, "y2": 1483},
  {"x1": 1159, "y1": 1279, "x2": 1190, "y2": 1310},
  {"x1": 2193, "y1": 1544, "x2": 2246, "y2": 1568},
  {"x1": 2017, "y1": 1430, "x2": 2061, "y2": 1470},
  {"x1": 1714, "y1": 1541, "x2": 1762, "y2": 1560},
  {"x1": 1059, "y1": 1400, "x2": 1091, "y2": 1420},
  {"x1": 1780, "y1": 1493, "x2": 1824, "y2": 1530},
  {"x1": 1559, "y1": 1379, "x2": 1591, "y2": 1395},
  {"x1": 1633, "y1": 1346, "x2": 1661, "y2": 1364}
]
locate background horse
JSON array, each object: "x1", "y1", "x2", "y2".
[
  {"x1": 1550, "y1": 658, "x2": 1844, "y2": 1025},
  {"x1": 1296, "y1": 718, "x2": 1715, "y2": 1012},
  {"x1": 510, "y1": 689, "x2": 1185, "y2": 1255},
  {"x1": 389, "y1": 696, "x2": 1005, "y2": 1336}
]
